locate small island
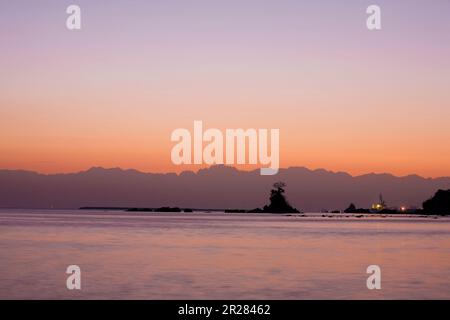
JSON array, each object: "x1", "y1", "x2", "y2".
[{"x1": 227, "y1": 182, "x2": 300, "y2": 214}]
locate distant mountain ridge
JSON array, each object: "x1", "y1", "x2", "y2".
[{"x1": 1, "y1": 166, "x2": 449, "y2": 211}]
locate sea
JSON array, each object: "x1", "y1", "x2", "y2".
[{"x1": 1, "y1": 209, "x2": 450, "y2": 299}]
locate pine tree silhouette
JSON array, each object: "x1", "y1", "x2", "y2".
[{"x1": 263, "y1": 182, "x2": 299, "y2": 213}]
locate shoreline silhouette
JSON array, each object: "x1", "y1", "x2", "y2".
[
  {"x1": 2, "y1": 165, "x2": 450, "y2": 213},
  {"x1": 79, "y1": 184, "x2": 450, "y2": 216}
]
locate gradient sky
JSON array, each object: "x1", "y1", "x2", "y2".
[{"x1": 1, "y1": 0, "x2": 450, "y2": 177}]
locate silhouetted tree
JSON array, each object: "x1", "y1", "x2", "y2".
[
  {"x1": 262, "y1": 182, "x2": 299, "y2": 213},
  {"x1": 272, "y1": 182, "x2": 286, "y2": 193}
]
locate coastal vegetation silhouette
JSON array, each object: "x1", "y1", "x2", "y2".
[
  {"x1": 423, "y1": 189, "x2": 450, "y2": 215},
  {"x1": 262, "y1": 182, "x2": 300, "y2": 213},
  {"x1": 243, "y1": 182, "x2": 300, "y2": 214}
]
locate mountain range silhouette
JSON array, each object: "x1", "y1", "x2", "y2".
[{"x1": 1, "y1": 165, "x2": 449, "y2": 211}]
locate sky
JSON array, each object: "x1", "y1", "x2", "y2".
[{"x1": 1, "y1": 0, "x2": 450, "y2": 177}]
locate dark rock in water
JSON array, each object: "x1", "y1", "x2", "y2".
[
  {"x1": 247, "y1": 208, "x2": 265, "y2": 213},
  {"x1": 250, "y1": 182, "x2": 300, "y2": 214},
  {"x1": 423, "y1": 189, "x2": 450, "y2": 215},
  {"x1": 344, "y1": 203, "x2": 357, "y2": 213},
  {"x1": 155, "y1": 207, "x2": 182, "y2": 212},
  {"x1": 126, "y1": 208, "x2": 153, "y2": 212},
  {"x1": 126, "y1": 207, "x2": 187, "y2": 212},
  {"x1": 344, "y1": 203, "x2": 371, "y2": 213}
]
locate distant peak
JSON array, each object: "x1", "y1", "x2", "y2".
[
  {"x1": 84, "y1": 167, "x2": 126, "y2": 174},
  {"x1": 198, "y1": 165, "x2": 239, "y2": 174},
  {"x1": 86, "y1": 166, "x2": 111, "y2": 172}
]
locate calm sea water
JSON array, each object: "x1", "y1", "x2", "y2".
[{"x1": 1, "y1": 209, "x2": 450, "y2": 299}]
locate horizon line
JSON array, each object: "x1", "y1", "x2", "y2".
[{"x1": 1, "y1": 165, "x2": 448, "y2": 180}]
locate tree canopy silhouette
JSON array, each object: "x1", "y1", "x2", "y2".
[
  {"x1": 262, "y1": 182, "x2": 299, "y2": 213},
  {"x1": 423, "y1": 189, "x2": 450, "y2": 215}
]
